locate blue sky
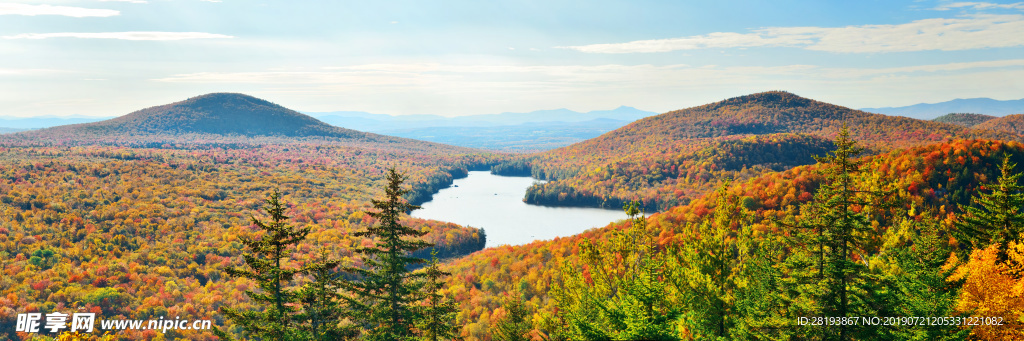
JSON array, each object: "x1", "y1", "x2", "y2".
[{"x1": 1, "y1": 0, "x2": 1023, "y2": 117}]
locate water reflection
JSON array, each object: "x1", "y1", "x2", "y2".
[{"x1": 411, "y1": 171, "x2": 632, "y2": 247}]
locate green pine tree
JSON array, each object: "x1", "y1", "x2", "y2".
[
  {"x1": 781, "y1": 126, "x2": 888, "y2": 340},
  {"x1": 874, "y1": 213, "x2": 969, "y2": 341},
  {"x1": 955, "y1": 155, "x2": 1024, "y2": 249},
  {"x1": 731, "y1": 233, "x2": 789, "y2": 340},
  {"x1": 490, "y1": 293, "x2": 533, "y2": 341},
  {"x1": 417, "y1": 250, "x2": 458, "y2": 341},
  {"x1": 551, "y1": 201, "x2": 684, "y2": 340},
  {"x1": 346, "y1": 168, "x2": 433, "y2": 341},
  {"x1": 296, "y1": 249, "x2": 358, "y2": 341},
  {"x1": 216, "y1": 190, "x2": 311, "y2": 341},
  {"x1": 672, "y1": 180, "x2": 753, "y2": 340}
]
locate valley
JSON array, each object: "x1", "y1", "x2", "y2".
[{"x1": 2, "y1": 91, "x2": 1024, "y2": 340}]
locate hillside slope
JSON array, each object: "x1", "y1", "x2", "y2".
[
  {"x1": 498, "y1": 91, "x2": 1021, "y2": 210},
  {"x1": 450, "y1": 138, "x2": 1024, "y2": 340},
  {"x1": 862, "y1": 97, "x2": 1024, "y2": 119},
  {"x1": 932, "y1": 113, "x2": 996, "y2": 127},
  {"x1": 4, "y1": 93, "x2": 491, "y2": 158},
  {"x1": 975, "y1": 114, "x2": 1024, "y2": 135},
  {"x1": 80, "y1": 93, "x2": 365, "y2": 137}
]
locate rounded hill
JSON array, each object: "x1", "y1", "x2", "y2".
[
  {"x1": 496, "y1": 91, "x2": 1023, "y2": 211},
  {"x1": 73, "y1": 93, "x2": 370, "y2": 139}
]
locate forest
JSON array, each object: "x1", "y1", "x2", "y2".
[
  {"x1": 443, "y1": 135, "x2": 1024, "y2": 340},
  {"x1": 2, "y1": 91, "x2": 1024, "y2": 340},
  {"x1": 0, "y1": 137, "x2": 495, "y2": 340}
]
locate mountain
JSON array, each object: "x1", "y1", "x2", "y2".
[
  {"x1": 457, "y1": 106, "x2": 656, "y2": 126},
  {"x1": 307, "y1": 106, "x2": 657, "y2": 131},
  {"x1": 0, "y1": 116, "x2": 110, "y2": 129},
  {"x1": 861, "y1": 97, "x2": 1024, "y2": 119},
  {"x1": 305, "y1": 106, "x2": 658, "y2": 151},
  {"x1": 61, "y1": 93, "x2": 372, "y2": 138},
  {"x1": 309, "y1": 111, "x2": 451, "y2": 132},
  {"x1": 5, "y1": 93, "x2": 471, "y2": 150},
  {"x1": 932, "y1": 113, "x2": 996, "y2": 127},
  {"x1": 975, "y1": 114, "x2": 1024, "y2": 135},
  {"x1": 0, "y1": 127, "x2": 28, "y2": 134},
  {"x1": 496, "y1": 91, "x2": 1021, "y2": 211},
  {"x1": 381, "y1": 119, "x2": 637, "y2": 152}
]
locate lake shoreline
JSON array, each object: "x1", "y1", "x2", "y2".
[{"x1": 411, "y1": 171, "x2": 632, "y2": 247}]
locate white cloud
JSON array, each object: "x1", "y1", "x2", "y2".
[
  {"x1": 933, "y1": 2, "x2": 1024, "y2": 10},
  {"x1": 153, "y1": 59, "x2": 1024, "y2": 86},
  {"x1": 3, "y1": 31, "x2": 234, "y2": 40},
  {"x1": 147, "y1": 60, "x2": 1024, "y2": 115},
  {"x1": 0, "y1": 68, "x2": 62, "y2": 75},
  {"x1": 0, "y1": 3, "x2": 118, "y2": 17},
  {"x1": 97, "y1": 0, "x2": 148, "y2": 4},
  {"x1": 808, "y1": 59, "x2": 1024, "y2": 78},
  {"x1": 560, "y1": 14, "x2": 1024, "y2": 53}
]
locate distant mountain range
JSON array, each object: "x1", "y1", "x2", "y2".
[
  {"x1": 302, "y1": 106, "x2": 658, "y2": 151},
  {"x1": 384, "y1": 119, "x2": 632, "y2": 152},
  {"x1": 304, "y1": 106, "x2": 657, "y2": 131},
  {"x1": 9, "y1": 95, "x2": 1024, "y2": 151},
  {"x1": 861, "y1": 97, "x2": 1024, "y2": 119},
  {"x1": 0, "y1": 116, "x2": 111, "y2": 130}
]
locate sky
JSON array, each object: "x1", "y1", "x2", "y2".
[{"x1": 1, "y1": 0, "x2": 1023, "y2": 118}]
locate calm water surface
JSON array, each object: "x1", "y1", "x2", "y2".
[{"x1": 411, "y1": 171, "x2": 631, "y2": 247}]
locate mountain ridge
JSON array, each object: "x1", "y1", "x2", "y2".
[
  {"x1": 306, "y1": 106, "x2": 658, "y2": 132},
  {"x1": 861, "y1": 97, "x2": 1024, "y2": 119},
  {"x1": 501, "y1": 90, "x2": 1024, "y2": 211}
]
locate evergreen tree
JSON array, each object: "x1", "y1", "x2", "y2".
[
  {"x1": 216, "y1": 190, "x2": 311, "y2": 341},
  {"x1": 296, "y1": 249, "x2": 357, "y2": 341},
  {"x1": 673, "y1": 180, "x2": 753, "y2": 339},
  {"x1": 417, "y1": 250, "x2": 458, "y2": 341},
  {"x1": 552, "y1": 201, "x2": 684, "y2": 340},
  {"x1": 955, "y1": 155, "x2": 1024, "y2": 250},
  {"x1": 346, "y1": 168, "x2": 433, "y2": 341},
  {"x1": 782, "y1": 126, "x2": 886, "y2": 340},
  {"x1": 875, "y1": 214, "x2": 968, "y2": 340},
  {"x1": 731, "y1": 234, "x2": 789, "y2": 340},
  {"x1": 490, "y1": 293, "x2": 533, "y2": 341}
]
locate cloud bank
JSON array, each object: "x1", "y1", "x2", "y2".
[
  {"x1": 0, "y1": 3, "x2": 119, "y2": 17},
  {"x1": 3, "y1": 31, "x2": 235, "y2": 40},
  {"x1": 560, "y1": 14, "x2": 1024, "y2": 53}
]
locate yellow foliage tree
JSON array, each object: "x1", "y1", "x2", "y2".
[{"x1": 946, "y1": 242, "x2": 1024, "y2": 339}]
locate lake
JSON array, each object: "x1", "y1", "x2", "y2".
[{"x1": 411, "y1": 171, "x2": 632, "y2": 247}]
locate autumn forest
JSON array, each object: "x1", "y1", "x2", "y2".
[{"x1": 2, "y1": 91, "x2": 1024, "y2": 341}]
